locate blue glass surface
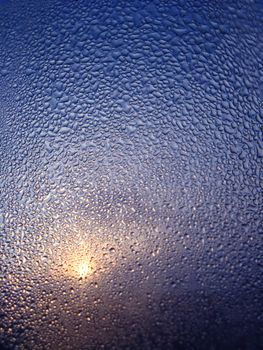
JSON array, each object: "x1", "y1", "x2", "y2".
[{"x1": 0, "y1": 0, "x2": 262, "y2": 349}]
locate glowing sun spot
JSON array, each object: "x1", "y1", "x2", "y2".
[{"x1": 76, "y1": 261, "x2": 90, "y2": 278}]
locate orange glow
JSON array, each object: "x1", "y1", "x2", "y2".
[
  {"x1": 76, "y1": 261, "x2": 90, "y2": 278},
  {"x1": 62, "y1": 251, "x2": 96, "y2": 280}
]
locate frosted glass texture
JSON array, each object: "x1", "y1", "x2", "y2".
[{"x1": 0, "y1": 0, "x2": 262, "y2": 349}]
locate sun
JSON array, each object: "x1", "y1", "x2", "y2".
[
  {"x1": 76, "y1": 261, "x2": 91, "y2": 278},
  {"x1": 56, "y1": 249, "x2": 95, "y2": 280}
]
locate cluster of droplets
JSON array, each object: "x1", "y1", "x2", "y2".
[{"x1": 0, "y1": 0, "x2": 262, "y2": 349}]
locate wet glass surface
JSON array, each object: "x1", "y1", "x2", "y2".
[{"x1": 0, "y1": 0, "x2": 262, "y2": 349}]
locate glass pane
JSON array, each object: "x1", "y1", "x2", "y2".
[{"x1": 0, "y1": 0, "x2": 262, "y2": 349}]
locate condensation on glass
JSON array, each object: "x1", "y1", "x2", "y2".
[{"x1": 0, "y1": 0, "x2": 262, "y2": 349}]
